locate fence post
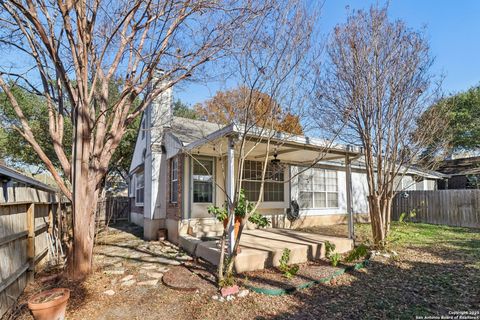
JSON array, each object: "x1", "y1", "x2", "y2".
[{"x1": 26, "y1": 203, "x2": 35, "y2": 283}]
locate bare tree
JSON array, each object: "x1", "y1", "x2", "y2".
[
  {"x1": 313, "y1": 6, "x2": 447, "y2": 246},
  {"x1": 186, "y1": 0, "x2": 322, "y2": 284},
  {"x1": 0, "y1": 0, "x2": 269, "y2": 279}
]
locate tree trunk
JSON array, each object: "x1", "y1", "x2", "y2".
[
  {"x1": 368, "y1": 194, "x2": 393, "y2": 248},
  {"x1": 69, "y1": 104, "x2": 98, "y2": 280},
  {"x1": 70, "y1": 186, "x2": 98, "y2": 279},
  {"x1": 368, "y1": 195, "x2": 386, "y2": 247}
]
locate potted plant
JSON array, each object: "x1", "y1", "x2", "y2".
[{"x1": 28, "y1": 288, "x2": 70, "y2": 320}]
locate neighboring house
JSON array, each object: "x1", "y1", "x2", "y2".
[
  {"x1": 437, "y1": 156, "x2": 480, "y2": 189},
  {"x1": 128, "y1": 80, "x2": 444, "y2": 243},
  {"x1": 0, "y1": 163, "x2": 56, "y2": 203}
]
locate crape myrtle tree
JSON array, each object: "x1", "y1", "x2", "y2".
[
  {"x1": 0, "y1": 0, "x2": 271, "y2": 279},
  {"x1": 0, "y1": 82, "x2": 139, "y2": 181},
  {"x1": 186, "y1": 0, "x2": 321, "y2": 284},
  {"x1": 313, "y1": 6, "x2": 448, "y2": 247}
]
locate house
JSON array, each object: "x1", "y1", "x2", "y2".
[
  {"x1": 128, "y1": 80, "x2": 444, "y2": 244},
  {"x1": 0, "y1": 163, "x2": 56, "y2": 203},
  {"x1": 437, "y1": 156, "x2": 480, "y2": 189}
]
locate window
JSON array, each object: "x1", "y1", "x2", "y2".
[
  {"x1": 170, "y1": 158, "x2": 178, "y2": 203},
  {"x1": 298, "y1": 168, "x2": 338, "y2": 208},
  {"x1": 193, "y1": 158, "x2": 214, "y2": 203},
  {"x1": 242, "y1": 160, "x2": 284, "y2": 202},
  {"x1": 129, "y1": 175, "x2": 135, "y2": 197},
  {"x1": 135, "y1": 171, "x2": 145, "y2": 206}
]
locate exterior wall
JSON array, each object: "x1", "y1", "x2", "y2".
[
  {"x1": 160, "y1": 151, "x2": 442, "y2": 239},
  {"x1": 186, "y1": 155, "x2": 290, "y2": 220},
  {"x1": 129, "y1": 169, "x2": 144, "y2": 225},
  {"x1": 290, "y1": 166, "x2": 370, "y2": 217},
  {"x1": 165, "y1": 154, "x2": 184, "y2": 243}
]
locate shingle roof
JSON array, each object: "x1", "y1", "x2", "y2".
[
  {"x1": 169, "y1": 116, "x2": 223, "y2": 145},
  {"x1": 437, "y1": 156, "x2": 480, "y2": 176},
  {"x1": 0, "y1": 164, "x2": 56, "y2": 192}
]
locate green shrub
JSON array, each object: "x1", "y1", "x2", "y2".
[
  {"x1": 324, "y1": 241, "x2": 336, "y2": 258},
  {"x1": 329, "y1": 253, "x2": 341, "y2": 267},
  {"x1": 345, "y1": 243, "x2": 369, "y2": 262},
  {"x1": 398, "y1": 209, "x2": 417, "y2": 223},
  {"x1": 279, "y1": 248, "x2": 299, "y2": 279}
]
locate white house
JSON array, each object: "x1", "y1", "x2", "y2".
[{"x1": 128, "y1": 81, "x2": 445, "y2": 243}]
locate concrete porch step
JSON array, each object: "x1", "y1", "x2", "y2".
[
  {"x1": 178, "y1": 228, "x2": 354, "y2": 273},
  {"x1": 188, "y1": 221, "x2": 225, "y2": 238}
]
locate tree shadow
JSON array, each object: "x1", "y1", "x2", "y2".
[{"x1": 254, "y1": 253, "x2": 479, "y2": 320}]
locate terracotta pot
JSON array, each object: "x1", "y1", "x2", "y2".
[
  {"x1": 28, "y1": 288, "x2": 70, "y2": 320},
  {"x1": 223, "y1": 216, "x2": 242, "y2": 239}
]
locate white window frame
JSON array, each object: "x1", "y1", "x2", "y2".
[
  {"x1": 242, "y1": 160, "x2": 285, "y2": 202},
  {"x1": 192, "y1": 157, "x2": 215, "y2": 204},
  {"x1": 129, "y1": 175, "x2": 135, "y2": 197},
  {"x1": 298, "y1": 168, "x2": 339, "y2": 209},
  {"x1": 135, "y1": 171, "x2": 145, "y2": 206},
  {"x1": 170, "y1": 157, "x2": 178, "y2": 203}
]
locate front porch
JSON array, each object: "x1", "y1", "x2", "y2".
[{"x1": 179, "y1": 228, "x2": 353, "y2": 273}]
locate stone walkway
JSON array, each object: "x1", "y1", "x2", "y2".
[{"x1": 94, "y1": 224, "x2": 193, "y2": 292}]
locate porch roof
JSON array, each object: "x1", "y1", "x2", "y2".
[{"x1": 181, "y1": 122, "x2": 361, "y2": 164}]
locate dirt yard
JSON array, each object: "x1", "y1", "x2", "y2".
[{"x1": 5, "y1": 222, "x2": 480, "y2": 320}]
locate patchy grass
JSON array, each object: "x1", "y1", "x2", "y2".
[{"x1": 8, "y1": 222, "x2": 480, "y2": 320}]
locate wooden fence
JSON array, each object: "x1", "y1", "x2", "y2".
[
  {"x1": 0, "y1": 181, "x2": 128, "y2": 317},
  {"x1": 392, "y1": 190, "x2": 480, "y2": 228},
  {"x1": 0, "y1": 185, "x2": 63, "y2": 318},
  {"x1": 95, "y1": 196, "x2": 129, "y2": 227}
]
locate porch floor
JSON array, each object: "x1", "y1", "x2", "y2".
[{"x1": 179, "y1": 228, "x2": 354, "y2": 273}]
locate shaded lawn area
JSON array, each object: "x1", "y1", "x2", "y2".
[{"x1": 287, "y1": 222, "x2": 480, "y2": 319}]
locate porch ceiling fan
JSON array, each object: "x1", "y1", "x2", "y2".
[{"x1": 271, "y1": 148, "x2": 281, "y2": 165}]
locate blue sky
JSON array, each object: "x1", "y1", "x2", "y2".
[{"x1": 177, "y1": 0, "x2": 480, "y2": 106}]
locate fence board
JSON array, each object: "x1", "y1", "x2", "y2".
[
  {"x1": 0, "y1": 185, "x2": 64, "y2": 318},
  {"x1": 392, "y1": 190, "x2": 480, "y2": 228}
]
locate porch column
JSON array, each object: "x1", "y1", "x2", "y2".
[
  {"x1": 227, "y1": 136, "x2": 236, "y2": 254},
  {"x1": 345, "y1": 147, "x2": 355, "y2": 240}
]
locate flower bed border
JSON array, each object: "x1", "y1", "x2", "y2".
[{"x1": 243, "y1": 259, "x2": 369, "y2": 296}]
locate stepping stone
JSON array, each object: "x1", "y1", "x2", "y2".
[
  {"x1": 238, "y1": 289, "x2": 249, "y2": 298},
  {"x1": 147, "y1": 272, "x2": 163, "y2": 279},
  {"x1": 137, "y1": 280, "x2": 159, "y2": 286},
  {"x1": 121, "y1": 275, "x2": 134, "y2": 282},
  {"x1": 176, "y1": 255, "x2": 193, "y2": 261},
  {"x1": 121, "y1": 280, "x2": 136, "y2": 286},
  {"x1": 140, "y1": 264, "x2": 158, "y2": 270},
  {"x1": 157, "y1": 267, "x2": 170, "y2": 273},
  {"x1": 104, "y1": 269, "x2": 125, "y2": 275},
  {"x1": 162, "y1": 267, "x2": 205, "y2": 292},
  {"x1": 154, "y1": 257, "x2": 181, "y2": 265},
  {"x1": 103, "y1": 290, "x2": 115, "y2": 296}
]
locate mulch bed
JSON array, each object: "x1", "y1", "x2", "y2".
[{"x1": 240, "y1": 260, "x2": 343, "y2": 292}]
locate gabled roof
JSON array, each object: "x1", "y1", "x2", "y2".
[{"x1": 169, "y1": 116, "x2": 223, "y2": 145}]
